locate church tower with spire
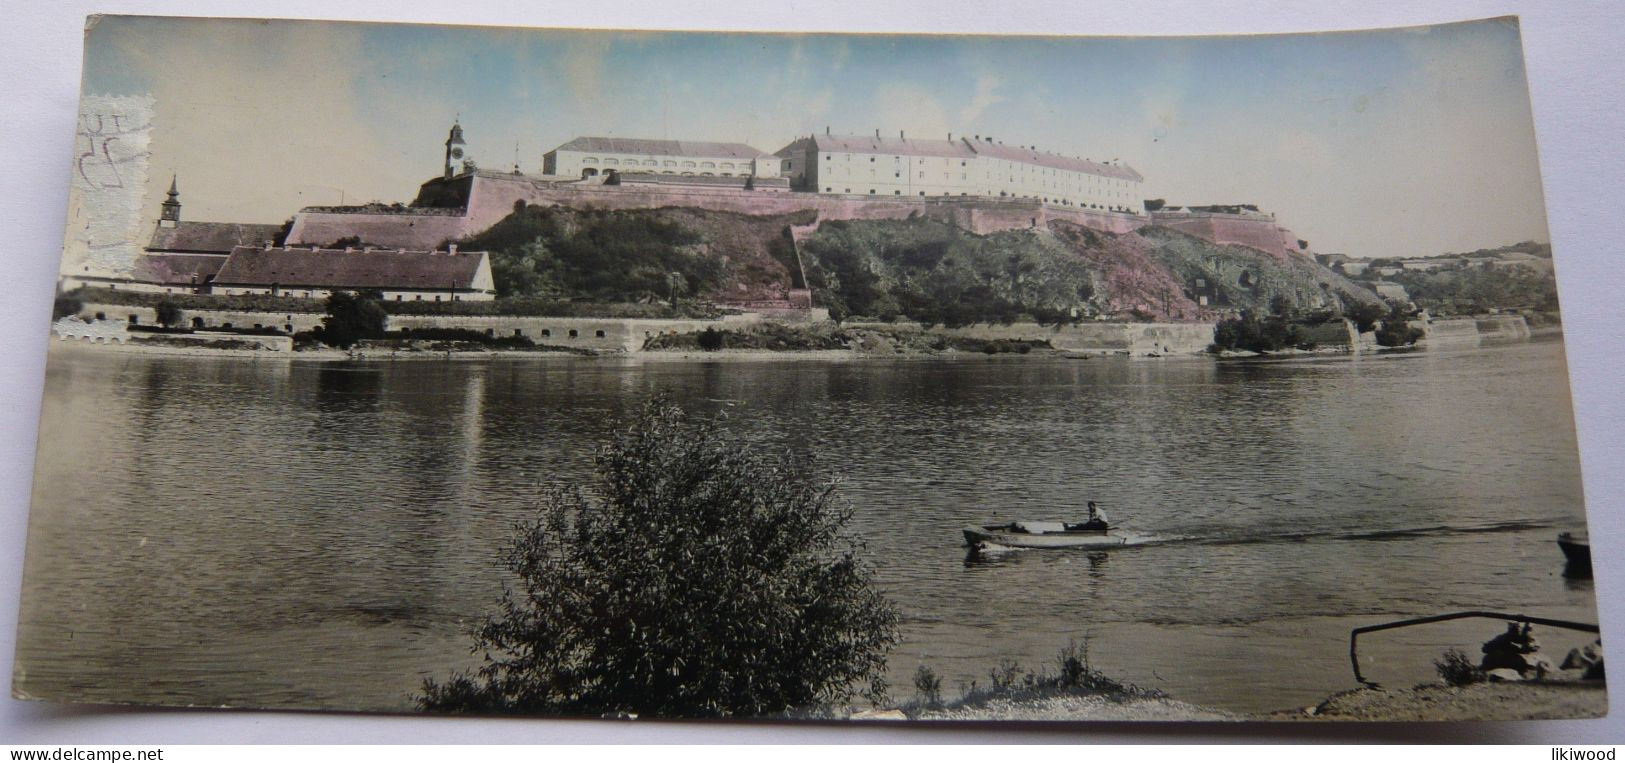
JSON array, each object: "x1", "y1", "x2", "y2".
[
  {"x1": 159, "y1": 176, "x2": 181, "y2": 228},
  {"x1": 444, "y1": 120, "x2": 468, "y2": 179}
]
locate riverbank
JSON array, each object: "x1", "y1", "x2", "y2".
[
  {"x1": 1274, "y1": 681, "x2": 1608, "y2": 721},
  {"x1": 899, "y1": 692, "x2": 1240, "y2": 721}
]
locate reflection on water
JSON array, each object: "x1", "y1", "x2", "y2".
[{"x1": 14, "y1": 339, "x2": 1598, "y2": 715}]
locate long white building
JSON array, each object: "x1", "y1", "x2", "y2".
[
  {"x1": 774, "y1": 131, "x2": 1144, "y2": 212},
  {"x1": 542, "y1": 137, "x2": 782, "y2": 181}
]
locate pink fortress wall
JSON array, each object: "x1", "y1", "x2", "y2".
[{"x1": 286, "y1": 175, "x2": 1311, "y2": 263}]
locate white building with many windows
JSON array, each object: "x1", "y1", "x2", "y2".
[
  {"x1": 542, "y1": 137, "x2": 781, "y2": 181},
  {"x1": 775, "y1": 131, "x2": 1144, "y2": 212}
]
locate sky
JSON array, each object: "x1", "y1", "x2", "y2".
[{"x1": 79, "y1": 15, "x2": 1549, "y2": 258}]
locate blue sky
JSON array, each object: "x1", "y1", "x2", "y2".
[{"x1": 82, "y1": 15, "x2": 1546, "y2": 257}]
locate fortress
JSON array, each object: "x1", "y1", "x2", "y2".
[{"x1": 284, "y1": 122, "x2": 1312, "y2": 262}]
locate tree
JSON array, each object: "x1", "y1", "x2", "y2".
[
  {"x1": 154, "y1": 299, "x2": 183, "y2": 328},
  {"x1": 1374, "y1": 301, "x2": 1424, "y2": 347},
  {"x1": 318, "y1": 291, "x2": 387, "y2": 348},
  {"x1": 1346, "y1": 301, "x2": 1387, "y2": 334},
  {"x1": 418, "y1": 399, "x2": 900, "y2": 718}
]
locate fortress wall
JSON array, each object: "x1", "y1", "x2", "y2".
[
  {"x1": 1474, "y1": 315, "x2": 1533, "y2": 341},
  {"x1": 1419, "y1": 315, "x2": 1531, "y2": 347},
  {"x1": 288, "y1": 176, "x2": 1159, "y2": 253},
  {"x1": 79, "y1": 303, "x2": 329, "y2": 333},
  {"x1": 388, "y1": 313, "x2": 761, "y2": 353},
  {"x1": 932, "y1": 320, "x2": 1216, "y2": 356},
  {"x1": 1150, "y1": 213, "x2": 1305, "y2": 259},
  {"x1": 285, "y1": 212, "x2": 473, "y2": 250},
  {"x1": 470, "y1": 176, "x2": 1151, "y2": 236}
]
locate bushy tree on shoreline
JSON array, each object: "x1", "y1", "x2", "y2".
[{"x1": 419, "y1": 399, "x2": 900, "y2": 718}]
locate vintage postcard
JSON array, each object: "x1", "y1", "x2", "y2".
[{"x1": 13, "y1": 15, "x2": 1603, "y2": 721}]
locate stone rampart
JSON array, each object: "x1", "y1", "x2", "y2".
[
  {"x1": 1149, "y1": 211, "x2": 1307, "y2": 260},
  {"x1": 850, "y1": 320, "x2": 1217, "y2": 356},
  {"x1": 288, "y1": 174, "x2": 1155, "y2": 251}
]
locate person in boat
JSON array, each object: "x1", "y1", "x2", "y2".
[{"x1": 1066, "y1": 501, "x2": 1110, "y2": 533}]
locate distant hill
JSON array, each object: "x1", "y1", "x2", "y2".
[{"x1": 458, "y1": 206, "x2": 1378, "y2": 324}]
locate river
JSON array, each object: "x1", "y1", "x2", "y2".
[{"x1": 13, "y1": 338, "x2": 1599, "y2": 716}]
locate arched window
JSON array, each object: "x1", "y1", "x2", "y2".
[
  {"x1": 700, "y1": 161, "x2": 716, "y2": 169},
  {"x1": 581, "y1": 168, "x2": 598, "y2": 178},
  {"x1": 682, "y1": 161, "x2": 696, "y2": 168},
  {"x1": 603, "y1": 158, "x2": 619, "y2": 166},
  {"x1": 643, "y1": 159, "x2": 658, "y2": 166},
  {"x1": 583, "y1": 157, "x2": 599, "y2": 164}
]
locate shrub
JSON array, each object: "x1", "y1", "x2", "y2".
[
  {"x1": 1374, "y1": 301, "x2": 1424, "y2": 347},
  {"x1": 1435, "y1": 648, "x2": 1484, "y2": 687},
  {"x1": 912, "y1": 665, "x2": 943, "y2": 708},
  {"x1": 697, "y1": 326, "x2": 724, "y2": 351},
  {"x1": 316, "y1": 291, "x2": 388, "y2": 349},
  {"x1": 52, "y1": 294, "x2": 83, "y2": 321},
  {"x1": 154, "y1": 299, "x2": 184, "y2": 328},
  {"x1": 418, "y1": 399, "x2": 900, "y2": 717}
]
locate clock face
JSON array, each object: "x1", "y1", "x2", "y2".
[{"x1": 451, "y1": 147, "x2": 464, "y2": 159}]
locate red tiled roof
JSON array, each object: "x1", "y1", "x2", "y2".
[
  {"x1": 964, "y1": 140, "x2": 1143, "y2": 182},
  {"x1": 146, "y1": 221, "x2": 285, "y2": 254},
  {"x1": 213, "y1": 246, "x2": 488, "y2": 290},
  {"x1": 553, "y1": 137, "x2": 767, "y2": 159},
  {"x1": 129, "y1": 253, "x2": 227, "y2": 286},
  {"x1": 813, "y1": 134, "x2": 976, "y2": 159},
  {"x1": 613, "y1": 172, "x2": 790, "y2": 188}
]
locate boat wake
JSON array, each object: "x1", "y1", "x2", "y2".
[
  {"x1": 967, "y1": 520, "x2": 1554, "y2": 554},
  {"x1": 1141, "y1": 519, "x2": 1555, "y2": 549}
]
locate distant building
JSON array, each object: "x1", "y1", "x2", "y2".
[
  {"x1": 542, "y1": 137, "x2": 780, "y2": 182},
  {"x1": 775, "y1": 131, "x2": 1144, "y2": 211},
  {"x1": 211, "y1": 244, "x2": 496, "y2": 302}
]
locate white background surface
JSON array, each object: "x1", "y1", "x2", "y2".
[{"x1": 1, "y1": 0, "x2": 1620, "y2": 744}]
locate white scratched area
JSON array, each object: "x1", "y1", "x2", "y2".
[
  {"x1": 0, "y1": 0, "x2": 1622, "y2": 746},
  {"x1": 64, "y1": 95, "x2": 153, "y2": 275}
]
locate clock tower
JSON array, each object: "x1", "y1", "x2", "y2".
[{"x1": 444, "y1": 120, "x2": 468, "y2": 179}]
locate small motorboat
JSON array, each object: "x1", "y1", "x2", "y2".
[
  {"x1": 1558, "y1": 530, "x2": 1591, "y2": 578},
  {"x1": 962, "y1": 520, "x2": 1130, "y2": 550}
]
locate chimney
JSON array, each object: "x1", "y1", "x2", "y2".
[
  {"x1": 825, "y1": 125, "x2": 830, "y2": 135},
  {"x1": 449, "y1": 243, "x2": 458, "y2": 255},
  {"x1": 900, "y1": 130, "x2": 905, "y2": 140},
  {"x1": 875, "y1": 129, "x2": 880, "y2": 138},
  {"x1": 310, "y1": 244, "x2": 320, "y2": 252},
  {"x1": 344, "y1": 246, "x2": 354, "y2": 253},
  {"x1": 363, "y1": 246, "x2": 373, "y2": 253},
  {"x1": 948, "y1": 133, "x2": 952, "y2": 141},
  {"x1": 264, "y1": 241, "x2": 273, "y2": 251}
]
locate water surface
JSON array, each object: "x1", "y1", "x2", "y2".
[{"x1": 14, "y1": 339, "x2": 1597, "y2": 714}]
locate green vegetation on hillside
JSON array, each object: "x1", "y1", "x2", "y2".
[
  {"x1": 798, "y1": 218, "x2": 1094, "y2": 326},
  {"x1": 1385, "y1": 265, "x2": 1558, "y2": 316},
  {"x1": 456, "y1": 205, "x2": 812, "y2": 304},
  {"x1": 796, "y1": 218, "x2": 1379, "y2": 327}
]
